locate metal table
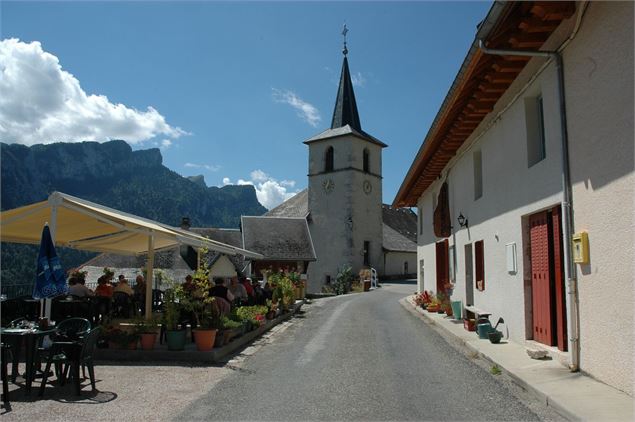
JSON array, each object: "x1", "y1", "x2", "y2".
[{"x1": 1, "y1": 327, "x2": 56, "y2": 394}]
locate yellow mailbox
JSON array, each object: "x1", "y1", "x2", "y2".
[{"x1": 572, "y1": 232, "x2": 589, "y2": 264}]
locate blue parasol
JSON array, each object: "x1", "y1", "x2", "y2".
[{"x1": 33, "y1": 224, "x2": 68, "y2": 299}]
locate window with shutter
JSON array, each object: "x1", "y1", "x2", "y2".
[{"x1": 475, "y1": 240, "x2": 485, "y2": 291}]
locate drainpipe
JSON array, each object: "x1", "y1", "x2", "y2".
[{"x1": 477, "y1": 40, "x2": 579, "y2": 371}]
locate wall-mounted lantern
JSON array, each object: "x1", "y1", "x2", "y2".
[{"x1": 457, "y1": 213, "x2": 469, "y2": 229}]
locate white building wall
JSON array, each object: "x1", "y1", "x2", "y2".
[
  {"x1": 384, "y1": 251, "x2": 416, "y2": 277},
  {"x1": 563, "y1": 2, "x2": 634, "y2": 396},
  {"x1": 208, "y1": 255, "x2": 238, "y2": 279}
]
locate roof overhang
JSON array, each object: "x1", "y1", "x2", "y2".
[
  {"x1": 393, "y1": 1, "x2": 575, "y2": 207},
  {"x1": 303, "y1": 125, "x2": 387, "y2": 148}
]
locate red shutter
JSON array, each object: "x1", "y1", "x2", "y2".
[
  {"x1": 475, "y1": 240, "x2": 484, "y2": 291},
  {"x1": 435, "y1": 240, "x2": 449, "y2": 294},
  {"x1": 530, "y1": 211, "x2": 554, "y2": 346}
]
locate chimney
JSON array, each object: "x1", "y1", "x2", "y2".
[{"x1": 180, "y1": 217, "x2": 191, "y2": 231}]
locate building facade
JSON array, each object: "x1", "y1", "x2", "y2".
[{"x1": 394, "y1": 1, "x2": 633, "y2": 396}]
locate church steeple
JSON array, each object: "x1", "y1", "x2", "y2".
[{"x1": 331, "y1": 25, "x2": 362, "y2": 132}]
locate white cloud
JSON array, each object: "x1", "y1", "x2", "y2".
[
  {"x1": 222, "y1": 169, "x2": 298, "y2": 209},
  {"x1": 351, "y1": 71, "x2": 366, "y2": 87},
  {"x1": 0, "y1": 38, "x2": 188, "y2": 145},
  {"x1": 271, "y1": 88, "x2": 321, "y2": 127},
  {"x1": 184, "y1": 162, "x2": 221, "y2": 172},
  {"x1": 160, "y1": 139, "x2": 172, "y2": 150}
]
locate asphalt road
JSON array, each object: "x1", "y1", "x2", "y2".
[{"x1": 178, "y1": 282, "x2": 543, "y2": 421}]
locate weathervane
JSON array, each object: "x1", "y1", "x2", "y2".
[{"x1": 342, "y1": 23, "x2": 348, "y2": 56}]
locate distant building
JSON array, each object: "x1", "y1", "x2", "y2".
[{"x1": 393, "y1": 1, "x2": 633, "y2": 396}]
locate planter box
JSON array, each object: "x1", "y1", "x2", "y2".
[{"x1": 464, "y1": 319, "x2": 476, "y2": 332}]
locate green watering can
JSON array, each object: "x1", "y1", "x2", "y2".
[{"x1": 477, "y1": 317, "x2": 504, "y2": 339}]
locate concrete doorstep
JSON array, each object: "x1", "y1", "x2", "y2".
[
  {"x1": 95, "y1": 301, "x2": 304, "y2": 363},
  {"x1": 400, "y1": 296, "x2": 634, "y2": 422}
]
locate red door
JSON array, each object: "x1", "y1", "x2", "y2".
[
  {"x1": 552, "y1": 207, "x2": 568, "y2": 351},
  {"x1": 529, "y1": 211, "x2": 554, "y2": 346},
  {"x1": 435, "y1": 240, "x2": 449, "y2": 294}
]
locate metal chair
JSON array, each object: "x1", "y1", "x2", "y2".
[
  {"x1": 38, "y1": 327, "x2": 100, "y2": 396},
  {"x1": 1, "y1": 343, "x2": 10, "y2": 407}
]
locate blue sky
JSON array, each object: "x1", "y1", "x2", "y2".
[{"x1": 1, "y1": 1, "x2": 491, "y2": 209}]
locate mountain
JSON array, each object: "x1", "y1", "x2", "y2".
[{"x1": 0, "y1": 140, "x2": 267, "y2": 295}]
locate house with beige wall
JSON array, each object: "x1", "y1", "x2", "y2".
[{"x1": 394, "y1": 1, "x2": 633, "y2": 396}]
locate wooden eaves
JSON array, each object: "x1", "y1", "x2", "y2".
[{"x1": 393, "y1": 1, "x2": 575, "y2": 208}]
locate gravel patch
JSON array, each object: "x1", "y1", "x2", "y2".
[{"x1": 1, "y1": 361, "x2": 232, "y2": 421}]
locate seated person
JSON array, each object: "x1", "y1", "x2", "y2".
[
  {"x1": 68, "y1": 276, "x2": 94, "y2": 297},
  {"x1": 241, "y1": 277, "x2": 254, "y2": 297},
  {"x1": 94, "y1": 276, "x2": 114, "y2": 298},
  {"x1": 133, "y1": 275, "x2": 146, "y2": 297},
  {"x1": 182, "y1": 274, "x2": 196, "y2": 293},
  {"x1": 113, "y1": 275, "x2": 134, "y2": 296},
  {"x1": 251, "y1": 278, "x2": 265, "y2": 305},
  {"x1": 210, "y1": 277, "x2": 234, "y2": 303},
  {"x1": 229, "y1": 276, "x2": 248, "y2": 304},
  {"x1": 133, "y1": 274, "x2": 146, "y2": 315}
]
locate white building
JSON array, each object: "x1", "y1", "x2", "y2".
[{"x1": 394, "y1": 1, "x2": 633, "y2": 396}]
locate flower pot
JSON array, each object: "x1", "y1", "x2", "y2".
[
  {"x1": 445, "y1": 305, "x2": 453, "y2": 317},
  {"x1": 464, "y1": 318, "x2": 476, "y2": 331},
  {"x1": 363, "y1": 281, "x2": 371, "y2": 292},
  {"x1": 214, "y1": 330, "x2": 225, "y2": 348},
  {"x1": 427, "y1": 304, "x2": 439, "y2": 312},
  {"x1": 166, "y1": 329, "x2": 187, "y2": 351},
  {"x1": 488, "y1": 330, "x2": 503, "y2": 344},
  {"x1": 193, "y1": 328, "x2": 217, "y2": 352},
  {"x1": 222, "y1": 329, "x2": 234, "y2": 345},
  {"x1": 266, "y1": 311, "x2": 275, "y2": 320},
  {"x1": 451, "y1": 301, "x2": 463, "y2": 320},
  {"x1": 139, "y1": 332, "x2": 157, "y2": 350}
]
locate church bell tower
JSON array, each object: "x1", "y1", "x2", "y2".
[{"x1": 304, "y1": 26, "x2": 387, "y2": 291}]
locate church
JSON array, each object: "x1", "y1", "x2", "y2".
[
  {"x1": 80, "y1": 39, "x2": 417, "y2": 293},
  {"x1": 260, "y1": 38, "x2": 417, "y2": 291}
]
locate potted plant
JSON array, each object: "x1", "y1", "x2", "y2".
[
  {"x1": 271, "y1": 274, "x2": 295, "y2": 312},
  {"x1": 333, "y1": 265, "x2": 353, "y2": 295},
  {"x1": 134, "y1": 316, "x2": 160, "y2": 350},
  {"x1": 163, "y1": 279, "x2": 187, "y2": 351},
  {"x1": 183, "y1": 254, "x2": 219, "y2": 352},
  {"x1": 104, "y1": 326, "x2": 139, "y2": 349}
]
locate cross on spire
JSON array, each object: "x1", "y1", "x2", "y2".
[{"x1": 342, "y1": 23, "x2": 348, "y2": 56}]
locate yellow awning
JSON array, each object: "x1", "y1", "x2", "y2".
[{"x1": 0, "y1": 191, "x2": 263, "y2": 259}]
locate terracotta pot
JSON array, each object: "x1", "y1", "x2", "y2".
[
  {"x1": 427, "y1": 305, "x2": 440, "y2": 312},
  {"x1": 193, "y1": 329, "x2": 217, "y2": 352},
  {"x1": 139, "y1": 332, "x2": 157, "y2": 350},
  {"x1": 363, "y1": 281, "x2": 371, "y2": 291},
  {"x1": 445, "y1": 305, "x2": 453, "y2": 317}
]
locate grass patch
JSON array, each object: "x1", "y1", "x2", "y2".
[{"x1": 490, "y1": 364, "x2": 502, "y2": 375}]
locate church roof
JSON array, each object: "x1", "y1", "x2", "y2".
[
  {"x1": 304, "y1": 45, "x2": 387, "y2": 148},
  {"x1": 382, "y1": 205, "x2": 417, "y2": 243},
  {"x1": 382, "y1": 223, "x2": 417, "y2": 253},
  {"x1": 265, "y1": 189, "x2": 309, "y2": 217},
  {"x1": 331, "y1": 56, "x2": 361, "y2": 132},
  {"x1": 303, "y1": 124, "x2": 387, "y2": 147},
  {"x1": 241, "y1": 216, "x2": 316, "y2": 261}
]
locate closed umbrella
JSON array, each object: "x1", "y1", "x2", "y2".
[{"x1": 33, "y1": 224, "x2": 67, "y2": 299}]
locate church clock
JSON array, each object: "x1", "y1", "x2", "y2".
[{"x1": 363, "y1": 180, "x2": 372, "y2": 194}]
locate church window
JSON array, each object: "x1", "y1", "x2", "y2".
[
  {"x1": 363, "y1": 148, "x2": 370, "y2": 173},
  {"x1": 325, "y1": 146, "x2": 334, "y2": 172}
]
